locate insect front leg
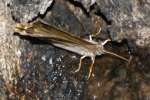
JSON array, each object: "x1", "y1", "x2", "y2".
[
  {"x1": 89, "y1": 27, "x2": 101, "y2": 41},
  {"x1": 101, "y1": 39, "x2": 111, "y2": 46},
  {"x1": 74, "y1": 55, "x2": 86, "y2": 73}
]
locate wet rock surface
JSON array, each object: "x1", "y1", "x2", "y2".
[{"x1": 0, "y1": 0, "x2": 150, "y2": 100}]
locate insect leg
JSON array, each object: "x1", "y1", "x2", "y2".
[
  {"x1": 101, "y1": 39, "x2": 111, "y2": 46},
  {"x1": 74, "y1": 55, "x2": 86, "y2": 73},
  {"x1": 94, "y1": 27, "x2": 101, "y2": 36},
  {"x1": 89, "y1": 28, "x2": 101, "y2": 41},
  {"x1": 89, "y1": 35, "x2": 93, "y2": 41},
  {"x1": 87, "y1": 56, "x2": 95, "y2": 79}
]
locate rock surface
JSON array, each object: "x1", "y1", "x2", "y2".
[
  {"x1": 74, "y1": 0, "x2": 150, "y2": 48},
  {"x1": 0, "y1": 0, "x2": 150, "y2": 99}
]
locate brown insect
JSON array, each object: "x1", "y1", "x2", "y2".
[{"x1": 15, "y1": 19, "x2": 129, "y2": 79}]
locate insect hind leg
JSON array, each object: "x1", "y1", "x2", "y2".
[{"x1": 87, "y1": 56, "x2": 95, "y2": 80}]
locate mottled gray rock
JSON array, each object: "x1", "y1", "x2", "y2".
[
  {"x1": 73, "y1": 0, "x2": 150, "y2": 48},
  {"x1": 0, "y1": 0, "x2": 20, "y2": 82},
  {"x1": 7, "y1": 0, "x2": 53, "y2": 22},
  {"x1": 0, "y1": 0, "x2": 53, "y2": 81},
  {"x1": 73, "y1": 0, "x2": 96, "y2": 11}
]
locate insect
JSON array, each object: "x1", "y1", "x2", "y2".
[{"x1": 15, "y1": 19, "x2": 129, "y2": 79}]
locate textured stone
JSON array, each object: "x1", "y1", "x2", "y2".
[
  {"x1": 0, "y1": 0, "x2": 150, "y2": 99},
  {"x1": 7, "y1": 0, "x2": 53, "y2": 22}
]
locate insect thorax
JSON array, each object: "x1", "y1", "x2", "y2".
[{"x1": 95, "y1": 44, "x2": 105, "y2": 56}]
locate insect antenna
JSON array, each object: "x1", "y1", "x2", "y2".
[{"x1": 103, "y1": 50, "x2": 129, "y2": 62}]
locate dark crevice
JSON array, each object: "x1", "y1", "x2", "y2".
[
  {"x1": 67, "y1": 0, "x2": 90, "y2": 17},
  {"x1": 89, "y1": 3, "x2": 112, "y2": 25}
]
